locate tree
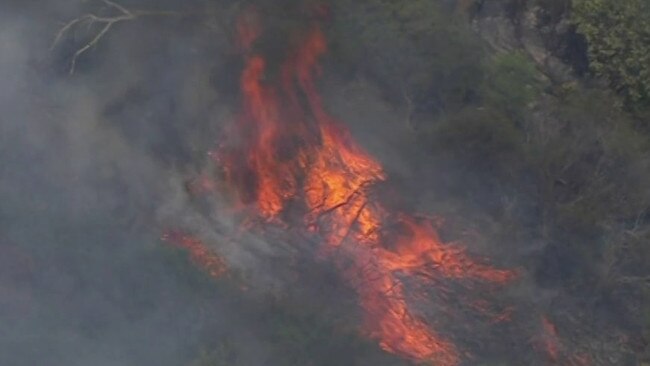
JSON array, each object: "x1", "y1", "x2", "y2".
[
  {"x1": 330, "y1": 0, "x2": 484, "y2": 122},
  {"x1": 572, "y1": 0, "x2": 650, "y2": 104}
]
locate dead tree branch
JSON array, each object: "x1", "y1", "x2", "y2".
[{"x1": 52, "y1": 0, "x2": 188, "y2": 74}]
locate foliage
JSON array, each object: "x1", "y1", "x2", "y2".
[
  {"x1": 330, "y1": 0, "x2": 485, "y2": 114},
  {"x1": 420, "y1": 50, "x2": 541, "y2": 181},
  {"x1": 425, "y1": 106, "x2": 523, "y2": 167},
  {"x1": 572, "y1": 0, "x2": 650, "y2": 104},
  {"x1": 418, "y1": 33, "x2": 650, "y2": 339},
  {"x1": 482, "y1": 51, "x2": 542, "y2": 118},
  {"x1": 255, "y1": 293, "x2": 405, "y2": 366},
  {"x1": 184, "y1": 292, "x2": 405, "y2": 366}
]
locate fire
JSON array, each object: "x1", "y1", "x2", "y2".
[
  {"x1": 381, "y1": 216, "x2": 515, "y2": 283},
  {"x1": 162, "y1": 231, "x2": 227, "y2": 279},
  {"x1": 208, "y1": 7, "x2": 518, "y2": 365},
  {"x1": 541, "y1": 316, "x2": 561, "y2": 362},
  {"x1": 538, "y1": 315, "x2": 592, "y2": 366}
]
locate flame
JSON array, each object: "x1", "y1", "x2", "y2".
[
  {"x1": 162, "y1": 231, "x2": 227, "y2": 279},
  {"x1": 538, "y1": 316, "x2": 592, "y2": 366},
  {"x1": 541, "y1": 316, "x2": 561, "y2": 362},
  {"x1": 380, "y1": 216, "x2": 515, "y2": 283},
  {"x1": 211, "y1": 8, "x2": 518, "y2": 364}
]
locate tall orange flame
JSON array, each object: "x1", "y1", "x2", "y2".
[{"x1": 212, "y1": 8, "x2": 518, "y2": 365}]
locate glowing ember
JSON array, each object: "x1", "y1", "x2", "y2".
[
  {"x1": 162, "y1": 231, "x2": 227, "y2": 279},
  {"x1": 210, "y1": 7, "x2": 518, "y2": 365}
]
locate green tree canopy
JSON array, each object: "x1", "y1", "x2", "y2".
[{"x1": 572, "y1": 0, "x2": 650, "y2": 104}]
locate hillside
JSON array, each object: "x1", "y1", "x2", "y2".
[{"x1": 1, "y1": 0, "x2": 648, "y2": 365}]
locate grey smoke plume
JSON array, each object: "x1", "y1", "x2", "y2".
[{"x1": 0, "y1": 1, "x2": 276, "y2": 365}]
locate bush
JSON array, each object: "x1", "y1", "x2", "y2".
[
  {"x1": 482, "y1": 51, "x2": 542, "y2": 118},
  {"x1": 572, "y1": 0, "x2": 650, "y2": 104},
  {"x1": 330, "y1": 0, "x2": 485, "y2": 114}
]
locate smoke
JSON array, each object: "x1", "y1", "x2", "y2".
[
  {"x1": 1, "y1": 2, "x2": 374, "y2": 365},
  {"x1": 0, "y1": 3, "x2": 515, "y2": 366},
  {"x1": 0, "y1": 1, "x2": 277, "y2": 365},
  {"x1": 0, "y1": 1, "x2": 636, "y2": 365}
]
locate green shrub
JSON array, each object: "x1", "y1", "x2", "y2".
[
  {"x1": 330, "y1": 0, "x2": 484, "y2": 113},
  {"x1": 482, "y1": 51, "x2": 542, "y2": 118},
  {"x1": 572, "y1": 0, "x2": 650, "y2": 104},
  {"x1": 423, "y1": 105, "x2": 525, "y2": 178}
]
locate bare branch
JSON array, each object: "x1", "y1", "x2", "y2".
[
  {"x1": 51, "y1": 16, "x2": 87, "y2": 50},
  {"x1": 102, "y1": 0, "x2": 132, "y2": 17},
  {"x1": 69, "y1": 20, "x2": 115, "y2": 74},
  {"x1": 51, "y1": 0, "x2": 189, "y2": 74}
]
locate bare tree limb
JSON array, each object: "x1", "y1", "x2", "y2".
[
  {"x1": 51, "y1": 0, "x2": 189, "y2": 74},
  {"x1": 102, "y1": 0, "x2": 132, "y2": 16}
]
